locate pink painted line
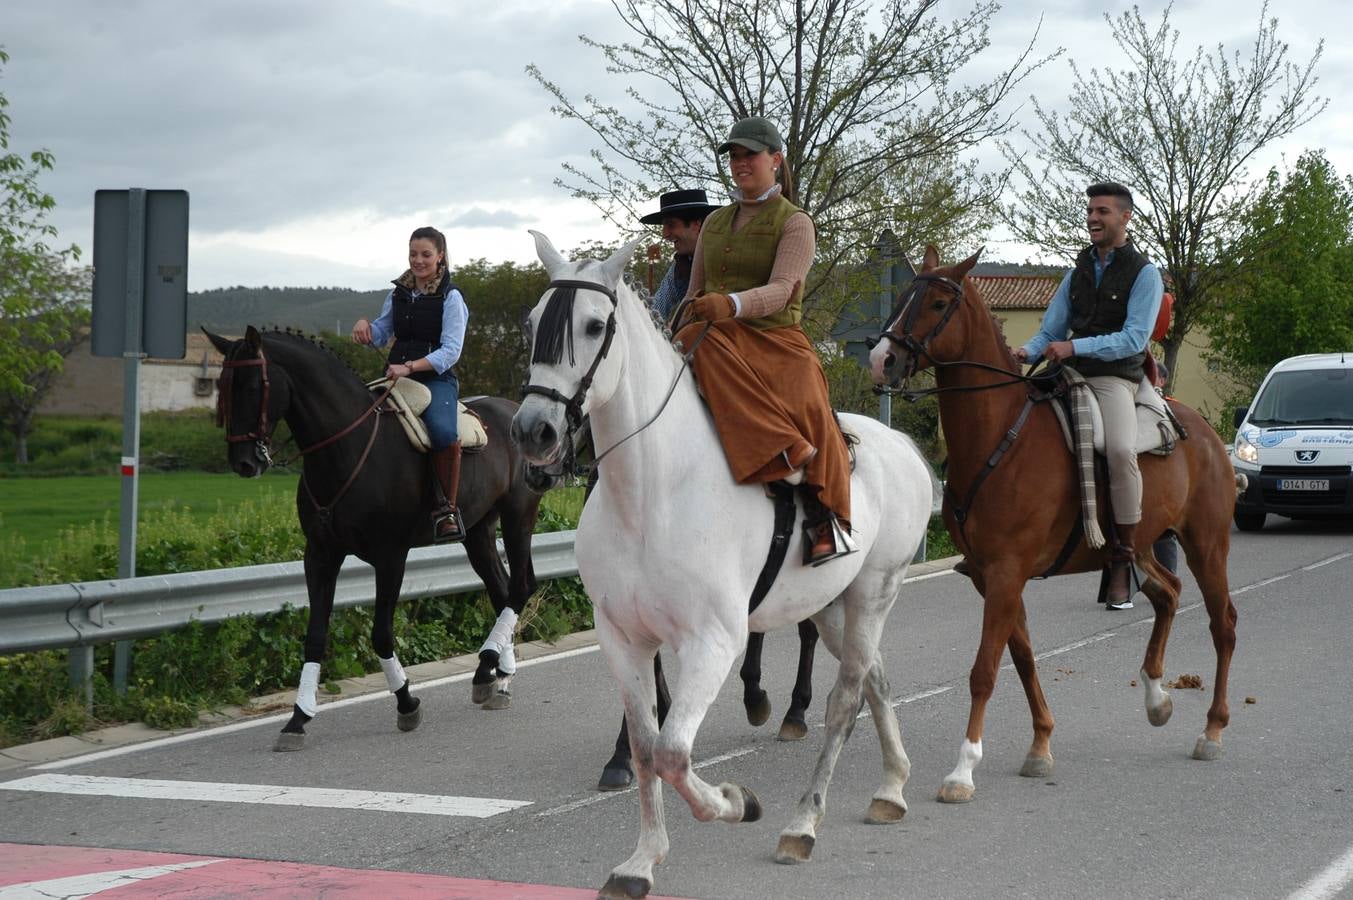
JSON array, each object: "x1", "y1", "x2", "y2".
[{"x1": 0, "y1": 843, "x2": 690, "y2": 899}]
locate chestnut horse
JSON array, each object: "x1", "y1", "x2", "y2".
[{"x1": 869, "y1": 247, "x2": 1238, "y2": 804}]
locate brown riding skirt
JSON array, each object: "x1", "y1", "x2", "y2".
[{"x1": 675, "y1": 318, "x2": 850, "y2": 523}]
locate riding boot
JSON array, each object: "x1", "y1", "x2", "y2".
[
  {"x1": 1105, "y1": 522, "x2": 1138, "y2": 610},
  {"x1": 431, "y1": 442, "x2": 466, "y2": 543},
  {"x1": 799, "y1": 486, "x2": 857, "y2": 567}
]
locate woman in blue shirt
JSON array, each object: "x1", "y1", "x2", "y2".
[{"x1": 352, "y1": 226, "x2": 470, "y2": 542}]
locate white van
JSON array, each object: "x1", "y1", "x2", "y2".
[{"x1": 1231, "y1": 352, "x2": 1353, "y2": 531}]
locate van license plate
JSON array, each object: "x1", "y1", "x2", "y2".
[{"x1": 1278, "y1": 479, "x2": 1330, "y2": 491}]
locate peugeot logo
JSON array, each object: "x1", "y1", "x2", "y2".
[{"x1": 1295, "y1": 449, "x2": 1320, "y2": 463}]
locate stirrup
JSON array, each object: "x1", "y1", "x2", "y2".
[
  {"x1": 432, "y1": 506, "x2": 466, "y2": 544},
  {"x1": 803, "y1": 515, "x2": 858, "y2": 567}
]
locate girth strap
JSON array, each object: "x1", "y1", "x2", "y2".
[{"x1": 748, "y1": 481, "x2": 798, "y2": 614}]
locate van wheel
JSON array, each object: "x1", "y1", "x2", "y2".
[{"x1": 1234, "y1": 511, "x2": 1266, "y2": 532}]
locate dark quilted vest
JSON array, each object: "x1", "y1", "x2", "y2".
[
  {"x1": 1067, "y1": 240, "x2": 1149, "y2": 381},
  {"x1": 388, "y1": 271, "x2": 457, "y2": 367}
]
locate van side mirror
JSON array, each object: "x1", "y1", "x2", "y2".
[{"x1": 1233, "y1": 406, "x2": 1248, "y2": 429}]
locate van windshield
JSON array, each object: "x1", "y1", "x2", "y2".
[{"x1": 1248, "y1": 368, "x2": 1353, "y2": 426}]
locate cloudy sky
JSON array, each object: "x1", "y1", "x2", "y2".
[{"x1": 4, "y1": 0, "x2": 1347, "y2": 291}]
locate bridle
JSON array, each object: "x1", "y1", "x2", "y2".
[
  {"x1": 520, "y1": 277, "x2": 708, "y2": 476},
  {"x1": 871, "y1": 273, "x2": 1050, "y2": 400},
  {"x1": 216, "y1": 337, "x2": 393, "y2": 513}
]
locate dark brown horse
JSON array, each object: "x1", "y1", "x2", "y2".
[{"x1": 869, "y1": 247, "x2": 1238, "y2": 803}]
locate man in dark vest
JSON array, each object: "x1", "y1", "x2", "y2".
[
  {"x1": 640, "y1": 189, "x2": 720, "y2": 321},
  {"x1": 1015, "y1": 182, "x2": 1164, "y2": 610}
]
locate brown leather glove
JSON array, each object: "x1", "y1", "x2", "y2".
[{"x1": 689, "y1": 292, "x2": 735, "y2": 322}]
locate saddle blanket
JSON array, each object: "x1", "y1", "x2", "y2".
[
  {"x1": 366, "y1": 378, "x2": 488, "y2": 453},
  {"x1": 1050, "y1": 373, "x2": 1179, "y2": 458}
]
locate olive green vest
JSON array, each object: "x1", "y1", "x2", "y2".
[{"x1": 700, "y1": 194, "x2": 806, "y2": 330}]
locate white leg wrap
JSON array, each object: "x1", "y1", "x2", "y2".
[
  {"x1": 480, "y1": 607, "x2": 518, "y2": 672},
  {"x1": 296, "y1": 662, "x2": 321, "y2": 717},
  {"x1": 497, "y1": 642, "x2": 516, "y2": 676},
  {"x1": 1142, "y1": 668, "x2": 1168, "y2": 708},
  {"x1": 380, "y1": 655, "x2": 408, "y2": 693},
  {"x1": 944, "y1": 739, "x2": 983, "y2": 788}
]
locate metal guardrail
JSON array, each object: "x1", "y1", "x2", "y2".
[{"x1": 0, "y1": 531, "x2": 579, "y2": 656}]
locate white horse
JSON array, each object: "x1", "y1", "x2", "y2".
[{"x1": 511, "y1": 232, "x2": 936, "y2": 899}]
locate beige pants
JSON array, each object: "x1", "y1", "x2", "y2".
[{"x1": 1086, "y1": 374, "x2": 1141, "y2": 525}]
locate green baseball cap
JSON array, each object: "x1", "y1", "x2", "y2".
[{"x1": 717, "y1": 116, "x2": 783, "y2": 154}]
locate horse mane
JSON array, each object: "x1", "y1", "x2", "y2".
[
  {"x1": 532, "y1": 285, "x2": 578, "y2": 367},
  {"x1": 260, "y1": 327, "x2": 370, "y2": 387}
]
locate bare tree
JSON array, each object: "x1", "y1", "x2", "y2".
[
  {"x1": 999, "y1": 2, "x2": 1326, "y2": 383},
  {"x1": 528, "y1": 0, "x2": 1053, "y2": 309}
]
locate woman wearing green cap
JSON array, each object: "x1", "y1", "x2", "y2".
[{"x1": 672, "y1": 116, "x2": 854, "y2": 566}]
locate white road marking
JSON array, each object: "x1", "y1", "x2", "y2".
[
  {"x1": 1303, "y1": 552, "x2": 1352, "y2": 571},
  {"x1": 1287, "y1": 842, "x2": 1353, "y2": 900},
  {"x1": 33, "y1": 646, "x2": 602, "y2": 771},
  {"x1": 0, "y1": 859, "x2": 221, "y2": 899},
  {"x1": 0, "y1": 774, "x2": 530, "y2": 818}
]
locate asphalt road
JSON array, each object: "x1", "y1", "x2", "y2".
[{"x1": 2, "y1": 520, "x2": 1351, "y2": 900}]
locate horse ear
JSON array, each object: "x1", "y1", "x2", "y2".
[
  {"x1": 203, "y1": 327, "x2": 235, "y2": 356},
  {"x1": 245, "y1": 325, "x2": 262, "y2": 350},
  {"x1": 956, "y1": 247, "x2": 983, "y2": 278},
  {"x1": 922, "y1": 245, "x2": 941, "y2": 272},
  {"x1": 529, "y1": 230, "x2": 567, "y2": 278},
  {"x1": 600, "y1": 237, "x2": 644, "y2": 289}
]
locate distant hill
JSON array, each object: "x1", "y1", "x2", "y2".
[{"x1": 189, "y1": 286, "x2": 388, "y2": 336}]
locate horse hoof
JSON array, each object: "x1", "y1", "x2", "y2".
[
  {"x1": 1019, "y1": 754, "x2": 1054, "y2": 778},
  {"x1": 777, "y1": 717, "x2": 809, "y2": 742},
  {"x1": 599, "y1": 873, "x2": 651, "y2": 898},
  {"x1": 865, "y1": 798, "x2": 907, "y2": 824},
  {"x1": 471, "y1": 681, "x2": 495, "y2": 704},
  {"x1": 482, "y1": 691, "x2": 512, "y2": 711},
  {"x1": 597, "y1": 765, "x2": 634, "y2": 792},
  {"x1": 936, "y1": 781, "x2": 975, "y2": 804},
  {"x1": 774, "y1": 833, "x2": 815, "y2": 864},
  {"x1": 739, "y1": 785, "x2": 762, "y2": 823},
  {"x1": 397, "y1": 705, "x2": 422, "y2": 733},
  {"x1": 273, "y1": 732, "x2": 305, "y2": 752},
  {"x1": 746, "y1": 692, "x2": 771, "y2": 727},
  {"x1": 1147, "y1": 694, "x2": 1174, "y2": 727},
  {"x1": 1192, "y1": 736, "x2": 1224, "y2": 761}
]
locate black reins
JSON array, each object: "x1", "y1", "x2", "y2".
[{"x1": 521, "y1": 277, "x2": 710, "y2": 476}]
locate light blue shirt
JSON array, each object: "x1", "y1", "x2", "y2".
[
  {"x1": 368, "y1": 286, "x2": 469, "y2": 374},
  {"x1": 1022, "y1": 247, "x2": 1163, "y2": 362}
]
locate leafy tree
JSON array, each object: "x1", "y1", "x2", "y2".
[
  {"x1": 453, "y1": 258, "x2": 549, "y2": 400},
  {"x1": 1200, "y1": 151, "x2": 1353, "y2": 394},
  {"x1": 999, "y1": 3, "x2": 1325, "y2": 387},
  {"x1": 529, "y1": 0, "x2": 1053, "y2": 303},
  {"x1": 1, "y1": 48, "x2": 87, "y2": 462}
]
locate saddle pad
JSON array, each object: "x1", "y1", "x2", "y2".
[
  {"x1": 1050, "y1": 375, "x2": 1178, "y2": 457},
  {"x1": 367, "y1": 379, "x2": 488, "y2": 453}
]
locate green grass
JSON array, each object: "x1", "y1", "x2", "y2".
[{"x1": 0, "y1": 471, "x2": 301, "y2": 549}]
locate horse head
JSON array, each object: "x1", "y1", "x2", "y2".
[
  {"x1": 511, "y1": 230, "x2": 643, "y2": 466},
  {"x1": 206, "y1": 325, "x2": 291, "y2": 478},
  {"x1": 868, "y1": 245, "x2": 982, "y2": 388}
]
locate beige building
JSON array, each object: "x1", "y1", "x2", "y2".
[
  {"x1": 969, "y1": 274, "x2": 1239, "y2": 424},
  {"x1": 39, "y1": 333, "x2": 223, "y2": 416}
]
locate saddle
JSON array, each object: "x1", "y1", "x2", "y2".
[
  {"x1": 366, "y1": 378, "x2": 488, "y2": 453},
  {"x1": 1049, "y1": 370, "x2": 1181, "y2": 458}
]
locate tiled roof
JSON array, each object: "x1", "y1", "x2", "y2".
[{"x1": 968, "y1": 274, "x2": 1060, "y2": 310}]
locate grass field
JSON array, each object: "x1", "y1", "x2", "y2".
[{"x1": 0, "y1": 471, "x2": 303, "y2": 548}]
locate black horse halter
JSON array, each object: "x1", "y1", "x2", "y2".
[
  {"x1": 217, "y1": 347, "x2": 274, "y2": 466},
  {"x1": 521, "y1": 277, "x2": 708, "y2": 476},
  {"x1": 871, "y1": 273, "x2": 1047, "y2": 400}
]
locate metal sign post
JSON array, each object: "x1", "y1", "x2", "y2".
[{"x1": 88, "y1": 188, "x2": 189, "y2": 701}]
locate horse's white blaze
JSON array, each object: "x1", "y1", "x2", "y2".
[
  {"x1": 379, "y1": 654, "x2": 407, "y2": 693},
  {"x1": 868, "y1": 338, "x2": 892, "y2": 383},
  {"x1": 944, "y1": 739, "x2": 983, "y2": 788},
  {"x1": 516, "y1": 232, "x2": 937, "y2": 893},
  {"x1": 296, "y1": 661, "x2": 321, "y2": 716}
]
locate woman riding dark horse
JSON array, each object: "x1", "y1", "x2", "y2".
[{"x1": 209, "y1": 326, "x2": 549, "y2": 749}]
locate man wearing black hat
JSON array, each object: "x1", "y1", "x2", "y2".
[{"x1": 640, "y1": 189, "x2": 720, "y2": 321}]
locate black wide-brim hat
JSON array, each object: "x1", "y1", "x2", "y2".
[{"x1": 639, "y1": 189, "x2": 722, "y2": 225}]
